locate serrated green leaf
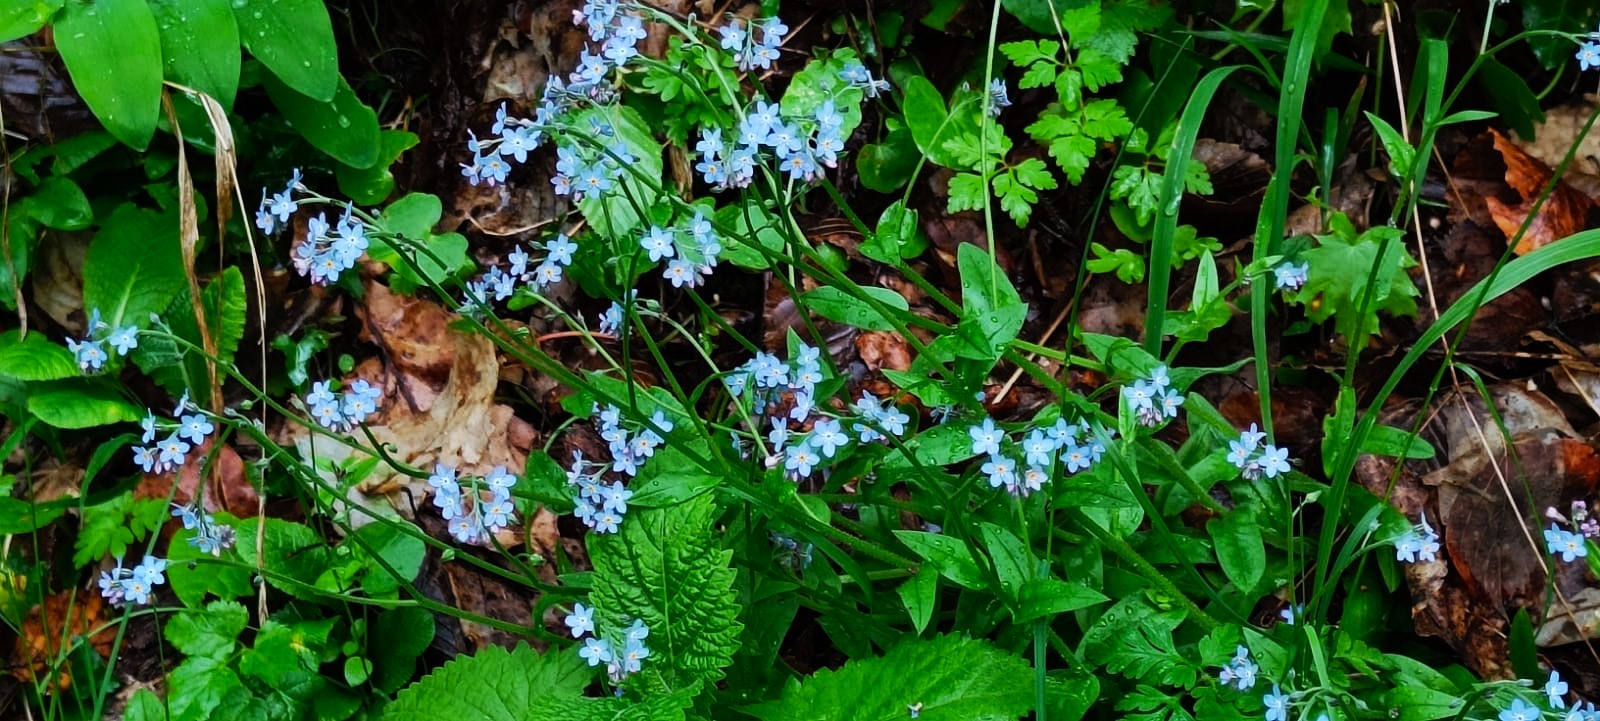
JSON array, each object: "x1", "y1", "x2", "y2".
[
  {"x1": 383, "y1": 644, "x2": 593, "y2": 721},
  {"x1": 54, "y1": 0, "x2": 163, "y2": 150},
  {"x1": 588, "y1": 493, "x2": 742, "y2": 695},
  {"x1": 1077, "y1": 49, "x2": 1123, "y2": 91},
  {"x1": 240, "y1": 617, "x2": 336, "y2": 685},
  {"x1": 947, "y1": 172, "x2": 987, "y2": 214},
  {"x1": 264, "y1": 74, "x2": 380, "y2": 168},
  {"x1": 167, "y1": 600, "x2": 248, "y2": 661},
  {"x1": 1083, "y1": 597, "x2": 1194, "y2": 687},
  {"x1": 168, "y1": 656, "x2": 246, "y2": 721},
  {"x1": 999, "y1": 39, "x2": 1058, "y2": 67},
  {"x1": 149, "y1": 0, "x2": 240, "y2": 108},
  {"x1": 0, "y1": 330, "x2": 77, "y2": 381},
  {"x1": 1295, "y1": 221, "x2": 1419, "y2": 344},
  {"x1": 233, "y1": 0, "x2": 337, "y2": 101},
  {"x1": 746, "y1": 634, "x2": 1036, "y2": 721},
  {"x1": 1082, "y1": 99, "x2": 1133, "y2": 140},
  {"x1": 574, "y1": 105, "x2": 664, "y2": 240}
]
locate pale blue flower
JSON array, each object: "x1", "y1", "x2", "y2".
[
  {"x1": 108, "y1": 326, "x2": 138, "y2": 356},
  {"x1": 579, "y1": 637, "x2": 614, "y2": 666},
  {"x1": 810, "y1": 418, "x2": 848, "y2": 458},
  {"x1": 178, "y1": 414, "x2": 214, "y2": 445},
  {"x1": 1547, "y1": 669, "x2": 1570, "y2": 709},
  {"x1": 1501, "y1": 699, "x2": 1537, "y2": 721},
  {"x1": 969, "y1": 418, "x2": 1002, "y2": 456},
  {"x1": 1547, "y1": 525, "x2": 1589, "y2": 563}
]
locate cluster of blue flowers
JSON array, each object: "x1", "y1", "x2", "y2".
[
  {"x1": 171, "y1": 501, "x2": 236, "y2": 556},
  {"x1": 1226, "y1": 423, "x2": 1292, "y2": 481},
  {"x1": 1120, "y1": 365, "x2": 1184, "y2": 428},
  {"x1": 695, "y1": 95, "x2": 847, "y2": 188},
  {"x1": 1217, "y1": 644, "x2": 1258, "y2": 691},
  {"x1": 131, "y1": 396, "x2": 214, "y2": 475},
  {"x1": 718, "y1": 16, "x2": 786, "y2": 73},
  {"x1": 839, "y1": 61, "x2": 892, "y2": 98},
  {"x1": 565, "y1": 602, "x2": 652, "y2": 685},
  {"x1": 304, "y1": 378, "x2": 381, "y2": 433},
  {"x1": 640, "y1": 213, "x2": 723, "y2": 289},
  {"x1": 968, "y1": 415, "x2": 1102, "y2": 498},
  {"x1": 771, "y1": 532, "x2": 815, "y2": 572},
  {"x1": 465, "y1": 234, "x2": 580, "y2": 306},
  {"x1": 1393, "y1": 512, "x2": 1441, "y2": 563},
  {"x1": 428, "y1": 464, "x2": 519, "y2": 544},
  {"x1": 461, "y1": 0, "x2": 646, "y2": 187},
  {"x1": 254, "y1": 170, "x2": 374, "y2": 287},
  {"x1": 98, "y1": 555, "x2": 167, "y2": 606},
  {"x1": 563, "y1": 404, "x2": 656, "y2": 533},
  {"x1": 1544, "y1": 523, "x2": 1588, "y2": 563},
  {"x1": 68, "y1": 308, "x2": 138, "y2": 373},
  {"x1": 1273, "y1": 261, "x2": 1308, "y2": 292}
]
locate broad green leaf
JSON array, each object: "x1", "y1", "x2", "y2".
[
  {"x1": 264, "y1": 74, "x2": 380, "y2": 168},
  {"x1": 370, "y1": 607, "x2": 434, "y2": 694},
  {"x1": 857, "y1": 128, "x2": 919, "y2": 193},
  {"x1": 1016, "y1": 578, "x2": 1109, "y2": 622},
  {"x1": 168, "y1": 522, "x2": 253, "y2": 607},
  {"x1": 131, "y1": 266, "x2": 248, "y2": 400},
  {"x1": 347, "y1": 521, "x2": 425, "y2": 596},
  {"x1": 123, "y1": 689, "x2": 165, "y2": 721},
  {"x1": 0, "y1": 330, "x2": 77, "y2": 381},
  {"x1": 235, "y1": 517, "x2": 333, "y2": 599},
  {"x1": 897, "y1": 566, "x2": 938, "y2": 634},
  {"x1": 240, "y1": 616, "x2": 336, "y2": 685},
  {"x1": 628, "y1": 448, "x2": 720, "y2": 507},
  {"x1": 588, "y1": 494, "x2": 742, "y2": 694},
  {"x1": 20, "y1": 176, "x2": 93, "y2": 230},
  {"x1": 956, "y1": 243, "x2": 1027, "y2": 359},
  {"x1": 26, "y1": 380, "x2": 142, "y2": 428},
  {"x1": 82, "y1": 204, "x2": 184, "y2": 331},
  {"x1": 149, "y1": 0, "x2": 240, "y2": 108},
  {"x1": 574, "y1": 105, "x2": 664, "y2": 240},
  {"x1": 978, "y1": 522, "x2": 1032, "y2": 600},
  {"x1": 746, "y1": 634, "x2": 1035, "y2": 721},
  {"x1": 893, "y1": 530, "x2": 986, "y2": 589},
  {"x1": 1361, "y1": 424, "x2": 1435, "y2": 460},
  {"x1": 375, "y1": 193, "x2": 443, "y2": 238},
  {"x1": 0, "y1": 0, "x2": 62, "y2": 44},
  {"x1": 233, "y1": 0, "x2": 338, "y2": 101},
  {"x1": 802, "y1": 286, "x2": 909, "y2": 331},
  {"x1": 716, "y1": 203, "x2": 786, "y2": 270},
  {"x1": 168, "y1": 657, "x2": 246, "y2": 721},
  {"x1": 382, "y1": 644, "x2": 593, "y2": 721},
  {"x1": 166, "y1": 600, "x2": 248, "y2": 661},
  {"x1": 0, "y1": 497, "x2": 67, "y2": 534},
  {"x1": 1044, "y1": 667, "x2": 1100, "y2": 721},
  {"x1": 337, "y1": 129, "x2": 421, "y2": 204},
  {"x1": 903, "y1": 75, "x2": 961, "y2": 168},
  {"x1": 54, "y1": 0, "x2": 162, "y2": 150},
  {"x1": 859, "y1": 200, "x2": 926, "y2": 264},
  {"x1": 1207, "y1": 509, "x2": 1265, "y2": 591},
  {"x1": 780, "y1": 49, "x2": 865, "y2": 139}
]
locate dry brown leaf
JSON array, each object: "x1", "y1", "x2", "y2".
[
  {"x1": 9, "y1": 590, "x2": 116, "y2": 691},
  {"x1": 1486, "y1": 129, "x2": 1594, "y2": 256}
]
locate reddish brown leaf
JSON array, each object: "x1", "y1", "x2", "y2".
[{"x1": 1486, "y1": 129, "x2": 1594, "y2": 256}]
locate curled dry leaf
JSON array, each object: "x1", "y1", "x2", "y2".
[{"x1": 1485, "y1": 129, "x2": 1594, "y2": 256}]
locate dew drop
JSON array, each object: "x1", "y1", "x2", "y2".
[
  {"x1": 252, "y1": 10, "x2": 262, "y2": 18},
  {"x1": 336, "y1": 115, "x2": 351, "y2": 128},
  {"x1": 230, "y1": 0, "x2": 246, "y2": 8},
  {"x1": 302, "y1": 60, "x2": 311, "y2": 68}
]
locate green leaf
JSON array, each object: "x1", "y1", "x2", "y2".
[
  {"x1": 1082, "y1": 597, "x2": 1193, "y2": 686},
  {"x1": 233, "y1": 0, "x2": 338, "y2": 101},
  {"x1": 588, "y1": 493, "x2": 742, "y2": 694},
  {"x1": 946, "y1": 172, "x2": 988, "y2": 215},
  {"x1": 780, "y1": 50, "x2": 865, "y2": 139},
  {"x1": 999, "y1": 39, "x2": 1059, "y2": 68},
  {"x1": 1016, "y1": 578, "x2": 1109, "y2": 622},
  {"x1": 82, "y1": 204, "x2": 185, "y2": 331},
  {"x1": 168, "y1": 657, "x2": 246, "y2": 721},
  {"x1": 1207, "y1": 509, "x2": 1265, "y2": 591},
  {"x1": 131, "y1": 266, "x2": 248, "y2": 400},
  {"x1": 235, "y1": 517, "x2": 333, "y2": 599},
  {"x1": 857, "y1": 128, "x2": 919, "y2": 193},
  {"x1": 1044, "y1": 667, "x2": 1101, "y2": 721},
  {"x1": 27, "y1": 380, "x2": 143, "y2": 428},
  {"x1": 627, "y1": 449, "x2": 720, "y2": 507},
  {"x1": 903, "y1": 76, "x2": 960, "y2": 168},
  {"x1": 337, "y1": 130, "x2": 421, "y2": 205},
  {"x1": 957, "y1": 243, "x2": 1027, "y2": 354},
  {"x1": 1364, "y1": 111, "x2": 1414, "y2": 178},
  {"x1": 715, "y1": 203, "x2": 786, "y2": 270},
  {"x1": 347, "y1": 521, "x2": 425, "y2": 596},
  {"x1": 574, "y1": 105, "x2": 664, "y2": 240},
  {"x1": 0, "y1": 0, "x2": 62, "y2": 44},
  {"x1": 375, "y1": 193, "x2": 443, "y2": 238},
  {"x1": 0, "y1": 498, "x2": 67, "y2": 534},
  {"x1": 893, "y1": 530, "x2": 986, "y2": 590},
  {"x1": 746, "y1": 635, "x2": 1036, "y2": 721},
  {"x1": 149, "y1": 0, "x2": 241, "y2": 108},
  {"x1": 73, "y1": 492, "x2": 164, "y2": 567},
  {"x1": 54, "y1": 0, "x2": 163, "y2": 150},
  {"x1": 370, "y1": 607, "x2": 434, "y2": 694},
  {"x1": 382, "y1": 644, "x2": 593, "y2": 721},
  {"x1": 123, "y1": 689, "x2": 166, "y2": 721},
  {"x1": 802, "y1": 286, "x2": 909, "y2": 331},
  {"x1": 860, "y1": 200, "x2": 926, "y2": 264},
  {"x1": 0, "y1": 330, "x2": 77, "y2": 381},
  {"x1": 168, "y1": 522, "x2": 253, "y2": 607},
  {"x1": 20, "y1": 176, "x2": 93, "y2": 230},
  {"x1": 240, "y1": 617, "x2": 336, "y2": 685},
  {"x1": 1362, "y1": 424, "x2": 1435, "y2": 460},
  {"x1": 978, "y1": 522, "x2": 1032, "y2": 602},
  {"x1": 264, "y1": 74, "x2": 380, "y2": 168},
  {"x1": 166, "y1": 600, "x2": 248, "y2": 661},
  {"x1": 1294, "y1": 220, "x2": 1419, "y2": 345},
  {"x1": 897, "y1": 567, "x2": 938, "y2": 634}
]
